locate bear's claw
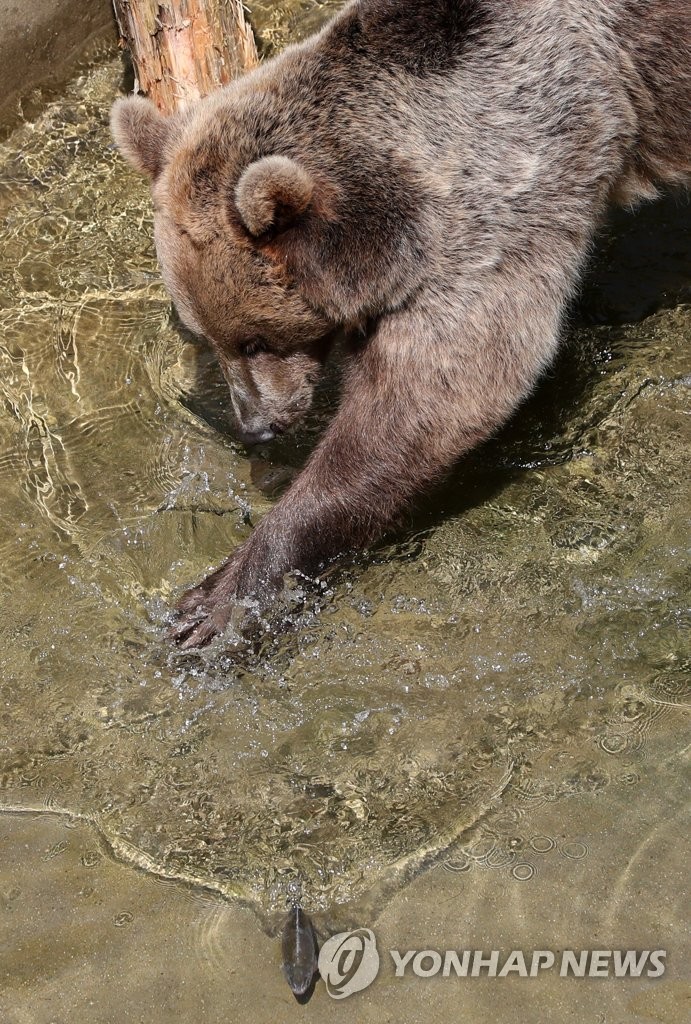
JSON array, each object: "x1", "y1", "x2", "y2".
[
  {"x1": 170, "y1": 584, "x2": 225, "y2": 648},
  {"x1": 171, "y1": 613, "x2": 219, "y2": 649}
]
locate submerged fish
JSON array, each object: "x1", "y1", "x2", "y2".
[{"x1": 281, "y1": 906, "x2": 319, "y2": 998}]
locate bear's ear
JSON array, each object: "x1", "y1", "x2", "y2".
[
  {"x1": 110, "y1": 96, "x2": 171, "y2": 179},
  {"x1": 235, "y1": 156, "x2": 315, "y2": 237}
]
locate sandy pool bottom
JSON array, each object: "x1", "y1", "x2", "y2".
[{"x1": 1, "y1": 723, "x2": 688, "y2": 1024}]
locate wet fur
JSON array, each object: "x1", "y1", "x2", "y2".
[{"x1": 110, "y1": 0, "x2": 691, "y2": 647}]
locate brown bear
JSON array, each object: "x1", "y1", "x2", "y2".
[{"x1": 111, "y1": 0, "x2": 691, "y2": 648}]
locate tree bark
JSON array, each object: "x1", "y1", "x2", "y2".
[{"x1": 112, "y1": 1, "x2": 259, "y2": 114}]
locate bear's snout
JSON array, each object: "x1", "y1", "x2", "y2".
[{"x1": 236, "y1": 424, "x2": 278, "y2": 446}]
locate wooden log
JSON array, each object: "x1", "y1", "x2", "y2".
[{"x1": 112, "y1": 0, "x2": 259, "y2": 114}]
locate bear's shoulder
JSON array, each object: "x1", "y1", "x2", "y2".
[{"x1": 327, "y1": 0, "x2": 492, "y2": 76}]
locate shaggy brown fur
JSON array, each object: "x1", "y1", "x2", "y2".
[{"x1": 111, "y1": 0, "x2": 691, "y2": 648}]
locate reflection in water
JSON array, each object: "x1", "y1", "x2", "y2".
[{"x1": 0, "y1": 3, "x2": 689, "y2": 934}]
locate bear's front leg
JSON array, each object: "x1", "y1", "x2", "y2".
[{"x1": 171, "y1": 280, "x2": 566, "y2": 649}]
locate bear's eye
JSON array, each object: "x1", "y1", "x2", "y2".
[{"x1": 240, "y1": 339, "x2": 270, "y2": 358}]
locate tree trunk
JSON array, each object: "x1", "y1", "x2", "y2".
[{"x1": 112, "y1": 0, "x2": 259, "y2": 114}]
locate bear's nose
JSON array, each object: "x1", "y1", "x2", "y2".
[{"x1": 237, "y1": 426, "x2": 276, "y2": 446}]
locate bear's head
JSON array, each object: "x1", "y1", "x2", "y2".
[{"x1": 110, "y1": 96, "x2": 336, "y2": 445}]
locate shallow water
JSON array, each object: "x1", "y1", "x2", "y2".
[
  {"x1": 0, "y1": 0, "x2": 689, "y2": 968},
  {"x1": 249, "y1": 0, "x2": 345, "y2": 54}
]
